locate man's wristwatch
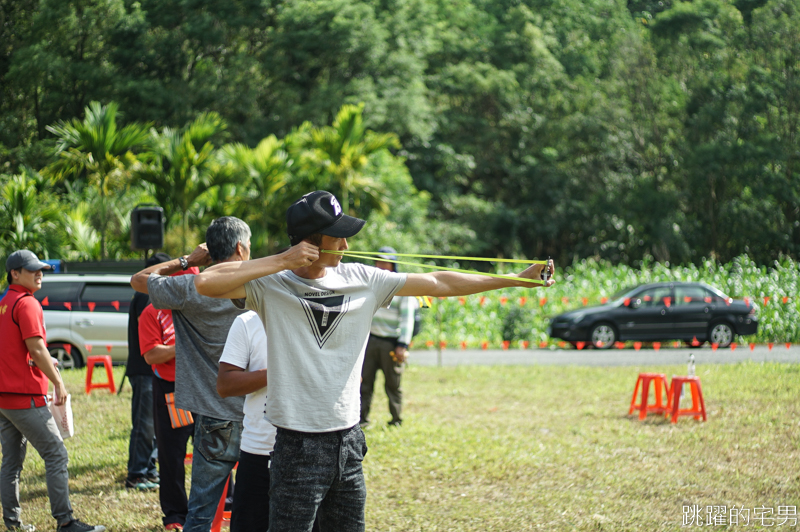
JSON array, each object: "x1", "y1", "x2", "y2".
[{"x1": 179, "y1": 256, "x2": 189, "y2": 270}]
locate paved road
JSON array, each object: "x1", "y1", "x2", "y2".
[{"x1": 410, "y1": 345, "x2": 800, "y2": 367}]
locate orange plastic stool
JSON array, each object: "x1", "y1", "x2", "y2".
[
  {"x1": 211, "y1": 464, "x2": 238, "y2": 532},
  {"x1": 666, "y1": 376, "x2": 707, "y2": 423},
  {"x1": 184, "y1": 453, "x2": 236, "y2": 531},
  {"x1": 85, "y1": 355, "x2": 116, "y2": 394},
  {"x1": 629, "y1": 372, "x2": 669, "y2": 420}
]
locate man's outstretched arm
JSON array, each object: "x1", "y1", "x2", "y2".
[
  {"x1": 194, "y1": 242, "x2": 320, "y2": 299},
  {"x1": 130, "y1": 244, "x2": 211, "y2": 294},
  {"x1": 395, "y1": 259, "x2": 555, "y2": 298}
]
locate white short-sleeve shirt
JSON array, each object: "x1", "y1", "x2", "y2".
[
  {"x1": 245, "y1": 263, "x2": 406, "y2": 432},
  {"x1": 219, "y1": 311, "x2": 275, "y2": 455}
]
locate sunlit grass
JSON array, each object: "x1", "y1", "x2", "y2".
[{"x1": 6, "y1": 363, "x2": 799, "y2": 531}]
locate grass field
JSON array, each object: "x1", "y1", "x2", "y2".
[{"x1": 6, "y1": 362, "x2": 800, "y2": 531}]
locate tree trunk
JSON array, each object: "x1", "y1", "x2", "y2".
[
  {"x1": 99, "y1": 176, "x2": 107, "y2": 259},
  {"x1": 182, "y1": 210, "x2": 189, "y2": 254},
  {"x1": 33, "y1": 85, "x2": 43, "y2": 140},
  {"x1": 341, "y1": 180, "x2": 350, "y2": 216},
  {"x1": 708, "y1": 173, "x2": 716, "y2": 259}
]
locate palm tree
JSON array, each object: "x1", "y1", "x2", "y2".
[
  {"x1": 46, "y1": 101, "x2": 150, "y2": 258},
  {"x1": 217, "y1": 135, "x2": 290, "y2": 251},
  {"x1": 137, "y1": 112, "x2": 231, "y2": 253},
  {"x1": 62, "y1": 202, "x2": 102, "y2": 261},
  {"x1": 0, "y1": 169, "x2": 61, "y2": 258},
  {"x1": 311, "y1": 103, "x2": 400, "y2": 214}
]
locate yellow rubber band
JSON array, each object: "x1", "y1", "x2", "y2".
[
  {"x1": 323, "y1": 250, "x2": 546, "y2": 265},
  {"x1": 321, "y1": 250, "x2": 547, "y2": 285}
]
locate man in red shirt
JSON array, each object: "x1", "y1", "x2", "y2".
[
  {"x1": 139, "y1": 268, "x2": 198, "y2": 531},
  {"x1": 0, "y1": 250, "x2": 105, "y2": 532}
]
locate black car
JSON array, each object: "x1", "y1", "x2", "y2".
[{"x1": 547, "y1": 282, "x2": 758, "y2": 348}]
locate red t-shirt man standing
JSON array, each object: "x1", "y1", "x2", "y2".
[
  {"x1": 0, "y1": 250, "x2": 105, "y2": 532},
  {"x1": 139, "y1": 267, "x2": 198, "y2": 531}
]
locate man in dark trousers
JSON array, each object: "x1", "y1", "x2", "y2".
[
  {"x1": 130, "y1": 217, "x2": 250, "y2": 532},
  {"x1": 360, "y1": 247, "x2": 416, "y2": 428},
  {"x1": 139, "y1": 267, "x2": 199, "y2": 531},
  {"x1": 0, "y1": 250, "x2": 105, "y2": 532},
  {"x1": 124, "y1": 252, "x2": 170, "y2": 491}
]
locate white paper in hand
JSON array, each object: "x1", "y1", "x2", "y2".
[{"x1": 49, "y1": 387, "x2": 74, "y2": 439}]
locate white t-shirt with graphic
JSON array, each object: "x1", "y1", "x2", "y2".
[
  {"x1": 244, "y1": 263, "x2": 406, "y2": 432},
  {"x1": 219, "y1": 311, "x2": 275, "y2": 455}
]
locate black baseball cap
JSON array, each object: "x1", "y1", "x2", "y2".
[
  {"x1": 287, "y1": 191, "x2": 365, "y2": 245},
  {"x1": 5, "y1": 250, "x2": 52, "y2": 272}
]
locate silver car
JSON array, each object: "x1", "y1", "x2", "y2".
[{"x1": 33, "y1": 274, "x2": 134, "y2": 369}]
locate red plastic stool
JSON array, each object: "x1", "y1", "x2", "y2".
[
  {"x1": 85, "y1": 355, "x2": 116, "y2": 394},
  {"x1": 211, "y1": 463, "x2": 238, "y2": 532},
  {"x1": 183, "y1": 453, "x2": 237, "y2": 531},
  {"x1": 666, "y1": 376, "x2": 707, "y2": 423},
  {"x1": 629, "y1": 372, "x2": 669, "y2": 420}
]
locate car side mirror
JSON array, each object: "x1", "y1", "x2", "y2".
[{"x1": 628, "y1": 298, "x2": 642, "y2": 309}]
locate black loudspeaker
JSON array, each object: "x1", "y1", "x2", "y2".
[{"x1": 131, "y1": 205, "x2": 165, "y2": 250}]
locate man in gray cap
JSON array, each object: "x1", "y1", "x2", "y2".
[
  {"x1": 360, "y1": 246, "x2": 416, "y2": 427},
  {"x1": 0, "y1": 250, "x2": 106, "y2": 532}
]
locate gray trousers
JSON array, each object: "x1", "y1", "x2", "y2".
[
  {"x1": 360, "y1": 335, "x2": 404, "y2": 425},
  {"x1": 0, "y1": 402, "x2": 73, "y2": 528}
]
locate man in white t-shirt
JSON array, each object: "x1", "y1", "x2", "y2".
[
  {"x1": 216, "y1": 311, "x2": 273, "y2": 532},
  {"x1": 194, "y1": 190, "x2": 555, "y2": 532}
]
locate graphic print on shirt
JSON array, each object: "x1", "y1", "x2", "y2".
[{"x1": 298, "y1": 294, "x2": 350, "y2": 348}]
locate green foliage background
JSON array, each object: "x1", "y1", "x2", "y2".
[{"x1": 1, "y1": 0, "x2": 799, "y2": 267}]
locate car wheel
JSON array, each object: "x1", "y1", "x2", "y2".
[
  {"x1": 589, "y1": 323, "x2": 616, "y2": 349},
  {"x1": 47, "y1": 343, "x2": 83, "y2": 370},
  {"x1": 708, "y1": 321, "x2": 734, "y2": 348}
]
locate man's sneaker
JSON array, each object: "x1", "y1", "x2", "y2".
[
  {"x1": 56, "y1": 520, "x2": 105, "y2": 532},
  {"x1": 145, "y1": 473, "x2": 160, "y2": 485},
  {"x1": 6, "y1": 524, "x2": 36, "y2": 531},
  {"x1": 164, "y1": 524, "x2": 183, "y2": 531},
  {"x1": 124, "y1": 477, "x2": 159, "y2": 490}
]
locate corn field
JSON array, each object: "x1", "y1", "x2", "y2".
[{"x1": 411, "y1": 255, "x2": 800, "y2": 349}]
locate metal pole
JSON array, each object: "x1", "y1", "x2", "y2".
[{"x1": 436, "y1": 302, "x2": 443, "y2": 367}]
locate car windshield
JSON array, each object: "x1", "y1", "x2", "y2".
[{"x1": 703, "y1": 284, "x2": 730, "y2": 299}]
